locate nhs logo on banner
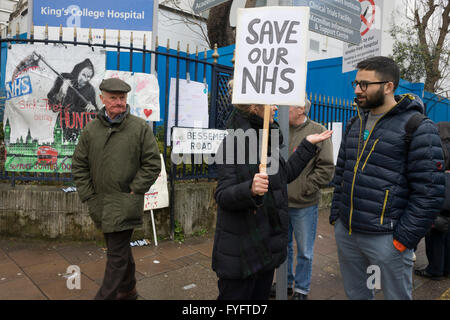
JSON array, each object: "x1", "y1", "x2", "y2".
[{"x1": 5, "y1": 76, "x2": 32, "y2": 100}]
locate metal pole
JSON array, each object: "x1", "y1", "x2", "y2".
[
  {"x1": 276, "y1": 105, "x2": 289, "y2": 301},
  {"x1": 271, "y1": 0, "x2": 293, "y2": 301}
]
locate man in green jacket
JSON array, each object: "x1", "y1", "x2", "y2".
[
  {"x1": 272, "y1": 99, "x2": 334, "y2": 300},
  {"x1": 72, "y1": 78, "x2": 161, "y2": 300}
]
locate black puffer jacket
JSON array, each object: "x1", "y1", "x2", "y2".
[
  {"x1": 330, "y1": 94, "x2": 445, "y2": 249},
  {"x1": 212, "y1": 109, "x2": 317, "y2": 280}
]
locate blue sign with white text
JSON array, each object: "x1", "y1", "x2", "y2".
[{"x1": 33, "y1": 0, "x2": 154, "y2": 31}]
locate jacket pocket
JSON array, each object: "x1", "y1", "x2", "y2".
[
  {"x1": 361, "y1": 139, "x2": 379, "y2": 171},
  {"x1": 380, "y1": 189, "x2": 390, "y2": 225},
  {"x1": 102, "y1": 192, "x2": 144, "y2": 231},
  {"x1": 121, "y1": 193, "x2": 145, "y2": 222},
  {"x1": 87, "y1": 194, "x2": 102, "y2": 228}
]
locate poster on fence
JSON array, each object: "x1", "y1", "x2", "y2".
[
  {"x1": 232, "y1": 6, "x2": 310, "y2": 106},
  {"x1": 3, "y1": 43, "x2": 106, "y2": 173},
  {"x1": 328, "y1": 122, "x2": 343, "y2": 165},
  {"x1": 104, "y1": 70, "x2": 160, "y2": 122},
  {"x1": 144, "y1": 154, "x2": 169, "y2": 210},
  {"x1": 166, "y1": 78, "x2": 209, "y2": 144}
]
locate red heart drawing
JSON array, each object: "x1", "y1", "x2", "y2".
[{"x1": 144, "y1": 109, "x2": 153, "y2": 118}]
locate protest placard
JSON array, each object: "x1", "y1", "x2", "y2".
[
  {"x1": 232, "y1": 6, "x2": 310, "y2": 106},
  {"x1": 144, "y1": 154, "x2": 169, "y2": 211}
]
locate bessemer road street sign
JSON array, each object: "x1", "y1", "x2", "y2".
[{"x1": 294, "y1": 0, "x2": 362, "y2": 45}]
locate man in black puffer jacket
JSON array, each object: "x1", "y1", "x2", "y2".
[
  {"x1": 331, "y1": 56, "x2": 445, "y2": 300},
  {"x1": 212, "y1": 103, "x2": 332, "y2": 300}
]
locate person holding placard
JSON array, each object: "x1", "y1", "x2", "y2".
[{"x1": 212, "y1": 99, "x2": 332, "y2": 300}]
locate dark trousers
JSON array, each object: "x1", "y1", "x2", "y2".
[
  {"x1": 425, "y1": 227, "x2": 450, "y2": 276},
  {"x1": 217, "y1": 269, "x2": 275, "y2": 300},
  {"x1": 95, "y1": 229, "x2": 136, "y2": 300}
]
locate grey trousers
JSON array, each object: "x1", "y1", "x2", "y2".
[{"x1": 334, "y1": 219, "x2": 414, "y2": 300}]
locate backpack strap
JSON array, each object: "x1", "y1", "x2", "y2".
[
  {"x1": 404, "y1": 113, "x2": 427, "y2": 153},
  {"x1": 344, "y1": 116, "x2": 358, "y2": 140}
]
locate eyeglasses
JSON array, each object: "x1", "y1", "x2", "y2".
[{"x1": 351, "y1": 80, "x2": 389, "y2": 91}]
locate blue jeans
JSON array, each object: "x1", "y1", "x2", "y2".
[
  {"x1": 287, "y1": 205, "x2": 318, "y2": 295},
  {"x1": 334, "y1": 219, "x2": 414, "y2": 300}
]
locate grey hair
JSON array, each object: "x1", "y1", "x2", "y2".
[{"x1": 304, "y1": 99, "x2": 311, "y2": 116}]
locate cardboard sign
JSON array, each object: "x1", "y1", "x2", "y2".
[
  {"x1": 144, "y1": 154, "x2": 169, "y2": 210},
  {"x1": 232, "y1": 6, "x2": 310, "y2": 106},
  {"x1": 171, "y1": 127, "x2": 228, "y2": 154}
]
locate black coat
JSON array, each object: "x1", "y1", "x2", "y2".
[
  {"x1": 330, "y1": 94, "x2": 445, "y2": 249},
  {"x1": 212, "y1": 109, "x2": 317, "y2": 280}
]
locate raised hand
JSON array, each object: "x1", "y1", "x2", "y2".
[{"x1": 306, "y1": 130, "x2": 333, "y2": 145}]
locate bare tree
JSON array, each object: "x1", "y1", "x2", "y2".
[
  {"x1": 159, "y1": 0, "x2": 258, "y2": 49},
  {"x1": 159, "y1": 0, "x2": 212, "y2": 48},
  {"x1": 206, "y1": 0, "x2": 257, "y2": 48},
  {"x1": 390, "y1": 0, "x2": 450, "y2": 95}
]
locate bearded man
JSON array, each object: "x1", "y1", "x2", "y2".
[{"x1": 330, "y1": 56, "x2": 445, "y2": 300}]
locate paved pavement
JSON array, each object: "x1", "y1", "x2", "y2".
[{"x1": 0, "y1": 209, "x2": 448, "y2": 300}]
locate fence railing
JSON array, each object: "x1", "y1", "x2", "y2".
[
  {"x1": 0, "y1": 25, "x2": 357, "y2": 185},
  {"x1": 0, "y1": 25, "x2": 224, "y2": 185}
]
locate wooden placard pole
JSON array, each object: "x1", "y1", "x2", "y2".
[{"x1": 259, "y1": 105, "x2": 271, "y2": 174}]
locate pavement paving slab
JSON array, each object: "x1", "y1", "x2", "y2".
[{"x1": 0, "y1": 208, "x2": 448, "y2": 300}]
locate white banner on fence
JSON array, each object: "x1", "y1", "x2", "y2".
[
  {"x1": 104, "y1": 70, "x2": 160, "y2": 122},
  {"x1": 3, "y1": 44, "x2": 106, "y2": 173},
  {"x1": 144, "y1": 154, "x2": 169, "y2": 211},
  {"x1": 167, "y1": 78, "x2": 209, "y2": 144},
  {"x1": 171, "y1": 127, "x2": 228, "y2": 154},
  {"x1": 328, "y1": 122, "x2": 342, "y2": 165},
  {"x1": 232, "y1": 6, "x2": 310, "y2": 106}
]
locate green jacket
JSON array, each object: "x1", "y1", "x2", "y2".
[
  {"x1": 72, "y1": 106, "x2": 161, "y2": 233},
  {"x1": 288, "y1": 117, "x2": 335, "y2": 208}
]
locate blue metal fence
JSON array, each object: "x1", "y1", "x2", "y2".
[{"x1": 0, "y1": 31, "x2": 226, "y2": 185}]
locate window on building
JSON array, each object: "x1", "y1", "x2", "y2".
[{"x1": 310, "y1": 39, "x2": 320, "y2": 52}]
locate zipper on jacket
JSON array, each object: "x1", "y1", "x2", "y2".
[
  {"x1": 361, "y1": 139, "x2": 380, "y2": 171},
  {"x1": 348, "y1": 108, "x2": 391, "y2": 235},
  {"x1": 348, "y1": 95, "x2": 408, "y2": 235},
  {"x1": 380, "y1": 190, "x2": 389, "y2": 225},
  {"x1": 348, "y1": 109, "x2": 363, "y2": 235}
]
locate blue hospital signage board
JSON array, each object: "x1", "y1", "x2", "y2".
[
  {"x1": 32, "y1": 0, "x2": 154, "y2": 30},
  {"x1": 31, "y1": 0, "x2": 156, "y2": 48}
]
